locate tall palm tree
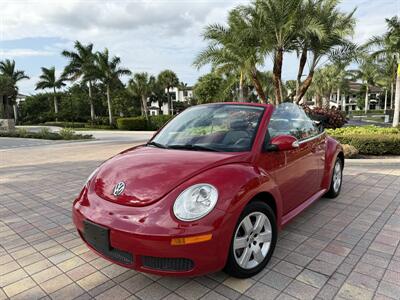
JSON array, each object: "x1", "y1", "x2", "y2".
[
  {"x1": 351, "y1": 57, "x2": 380, "y2": 114},
  {"x1": 194, "y1": 7, "x2": 267, "y2": 103},
  {"x1": 0, "y1": 75, "x2": 16, "y2": 119},
  {"x1": 95, "y1": 49, "x2": 131, "y2": 125},
  {"x1": 35, "y1": 67, "x2": 66, "y2": 116},
  {"x1": 157, "y1": 70, "x2": 179, "y2": 115},
  {"x1": 0, "y1": 59, "x2": 30, "y2": 122},
  {"x1": 366, "y1": 16, "x2": 400, "y2": 127},
  {"x1": 294, "y1": 0, "x2": 356, "y2": 102},
  {"x1": 128, "y1": 73, "x2": 152, "y2": 119},
  {"x1": 62, "y1": 41, "x2": 97, "y2": 120},
  {"x1": 255, "y1": 0, "x2": 303, "y2": 104}
]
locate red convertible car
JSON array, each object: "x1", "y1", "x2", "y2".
[{"x1": 73, "y1": 102, "x2": 344, "y2": 278}]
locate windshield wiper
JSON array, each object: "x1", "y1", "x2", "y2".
[
  {"x1": 167, "y1": 144, "x2": 220, "y2": 152},
  {"x1": 146, "y1": 141, "x2": 168, "y2": 149}
]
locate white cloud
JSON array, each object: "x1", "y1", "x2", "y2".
[
  {"x1": 0, "y1": 0, "x2": 396, "y2": 94},
  {"x1": 0, "y1": 48, "x2": 55, "y2": 57}
]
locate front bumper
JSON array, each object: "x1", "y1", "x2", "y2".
[{"x1": 72, "y1": 187, "x2": 235, "y2": 276}]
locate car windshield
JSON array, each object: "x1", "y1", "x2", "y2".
[{"x1": 149, "y1": 104, "x2": 265, "y2": 152}]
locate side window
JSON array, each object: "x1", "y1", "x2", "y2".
[{"x1": 267, "y1": 103, "x2": 319, "y2": 141}]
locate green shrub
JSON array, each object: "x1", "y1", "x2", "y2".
[
  {"x1": 38, "y1": 127, "x2": 52, "y2": 139},
  {"x1": 332, "y1": 134, "x2": 400, "y2": 155},
  {"x1": 326, "y1": 125, "x2": 400, "y2": 136},
  {"x1": 148, "y1": 115, "x2": 173, "y2": 130},
  {"x1": 349, "y1": 110, "x2": 386, "y2": 116},
  {"x1": 59, "y1": 128, "x2": 76, "y2": 140},
  {"x1": 17, "y1": 128, "x2": 28, "y2": 137},
  {"x1": 116, "y1": 115, "x2": 174, "y2": 131},
  {"x1": 0, "y1": 129, "x2": 92, "y2": 140},
  {"x1": 327, "y1": 126, "x2": 400, "y2": 155},
  {"x1": 116, "y1": 117, "x2": 147, "y2": 130}
]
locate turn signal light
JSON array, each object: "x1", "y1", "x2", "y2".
[{"x1": 171, "y1": 233, "x2": 212, "y2": 246}]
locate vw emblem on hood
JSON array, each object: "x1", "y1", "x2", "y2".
[{"x1": 112, "y1": 182, "x2": 125, "y2": 196}]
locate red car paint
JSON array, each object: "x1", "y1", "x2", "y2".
[{"x1": 72, "y1": 102, "x2": 343, "y2": 276}]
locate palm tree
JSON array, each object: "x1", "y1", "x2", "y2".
[
  {"x1": 35, "y1": 67, "x2": 66, "y2": 117},
  {"x1": 351, "y1": 57, "x2": 380, "y2": 114},
  {"x1": 128, "y1": 73, "x2": 152, "y2": 119},
  {"x1": 294, "y1": 0, "x2": 356, "y2": 102},
  {"x1": 62, "y1": 41, "x2": 97, "y2": 120},
  {"x1": 157, "y1": 70, "x2": 179, "y2": 115},
  {"x1": 307, "y1": 65, "x2": 337, "y2": 107},
  {"x1": 366, "y1": 16, "x2": 400, "y2": 127},
  {"x1": 255, "y1": 0, "x2": 303, "y2": 104},
  {"x1": 0, "y1": 59, "x2": 30, "y2": 122},
  {"x1": 0, "y1": 75, "x2": 16, "y2": 119},
  {"x1": 95, "y1": 49, "x2": 131, "y2": 125},
  {"x1": 194, "y1": 7, "x2": 267, "y2": 103}
]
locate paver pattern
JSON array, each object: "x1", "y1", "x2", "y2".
[{"x1": 1, "y1": 140, "x2": 399, "y2": 300}]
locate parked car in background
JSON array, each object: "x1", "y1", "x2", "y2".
[{"x1": 73, "y1": 102, "x2": 344, "y2": 278}]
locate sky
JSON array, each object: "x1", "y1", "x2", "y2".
[{"x1": 0, "y1": 0, "x2": 399, "y2": 95}]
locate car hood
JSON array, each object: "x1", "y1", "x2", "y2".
[{"x1": 92, "y1": 145, "x2": 251, "y2": 207}]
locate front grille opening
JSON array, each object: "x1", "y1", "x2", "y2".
[{"x1": 142, "y1": 256, "x2": 194, "y2": 271}]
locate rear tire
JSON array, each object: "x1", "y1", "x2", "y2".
[
  {"x1": 224, "y1": 201, "x2": 277, "y2": 278},
  {"x1": 326, "y1": 158, "x2": 343, "y2": 198}
]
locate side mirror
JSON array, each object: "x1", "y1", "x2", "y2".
[{"x1": 265, "y1": 135, "x2": 299, "y2": 152}]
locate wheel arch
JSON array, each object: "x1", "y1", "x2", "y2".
[{"x1": 248, "y1": 192, "x2": 277, "y2": 219}]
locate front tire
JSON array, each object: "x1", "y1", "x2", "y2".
[
  {"x1": 224, "y1": 201, "x2": 277, "y2": 278},
  {"x1": 326, "y1": 158, "x2": 343, "y2": 198}
]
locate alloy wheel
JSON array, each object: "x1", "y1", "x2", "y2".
[{"x1": 233, "y1": 212, "x2": 272, "y2": 269}]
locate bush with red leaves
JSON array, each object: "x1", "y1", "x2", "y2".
[{"x1": 301, "y1": 105, "x2": 347, "y2": 129}]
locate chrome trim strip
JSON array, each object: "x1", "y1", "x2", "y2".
[{"x1": 298, "y1": 131, "x2": 325, "y2": 144}]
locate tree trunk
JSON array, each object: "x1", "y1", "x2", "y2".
[
  {"x1": 295, "y1": 71, "x2": 314, "y2": 104},
  {"x1": 13, "y1": 104, "x2": 17, "y2": 124},
  {"x1": 329, "y1": 90, "x2": 333, "y2": 108},
  {"x1": 342, "y1": 94, "x2": 346, "y2": 111},
  {"x1": 4, "y1": 95, "x2": 10, "y2": 119},
  {"x1": 364, "y1": 85, "x2": 369, "y2": 114},
  {"x1": 166, "y1": 87, "x2": 172, "y2": 115},
  {"x1": 384, "y1": 89, "x2": 388, "y2": 113},
  {"x1": 106, "y1": 85, "x2": 113, "y2": 125},
  {"x1": 251, "y1": 71, "x2": 267, "y2": 104},
  {"x1": 391, "y1": 81, "x2": 394, "y2": 109},
  {"x1": 142, "y1": 95, "x2": 148, "y2": 120},
  {"x1": 315, "y1": 94, "x2": 322, "y2": 108},
  {"x1": 296, "y1": 47, "x2": 307, "y2": 95},
  {"x1": 239, "y1": 71, "x2": 245, "y2": 102},
  {"x1": 88, "y1": 81, "x2": 95, "y2": 121},
  {"x1": 53, "y1": 87, "x2": 58, "y2": 115},
  {"x1": 393, "y1": 69, "x2": 400, "y2": 127},
  {"x1": 53, "y1": 87, "x2": 58, "y2": 122},
  {"x1": 272, "y1": 49, "x2": 283, "y2": 105}
]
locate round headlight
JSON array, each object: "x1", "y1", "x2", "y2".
[{"x1": 173, "y1": 184, "x2": 218, "y2": 221}]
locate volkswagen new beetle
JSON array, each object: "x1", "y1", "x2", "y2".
[{"x1": 73, "y1": 102, "x2": 344, "y2": 278}]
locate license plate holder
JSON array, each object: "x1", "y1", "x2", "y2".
[{"x1": 83, "y1": 219, "x2": 110, "y2": 251}]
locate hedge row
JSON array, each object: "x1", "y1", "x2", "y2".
[
  {"x1": 116, "y1": 115, "x2": 173, "y2": 131},
  {"x1": 44, "y1": 121, "x2": 87, "y2": 128},
  {"x1": 327, "y1": 126, "x2": 400, "y2": 155},
  {"x1": 0, "y1": 128, "x2": 92, "y2": 140}
]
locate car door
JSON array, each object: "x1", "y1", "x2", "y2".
[{"x1": 258, "y1": 103, "x2": 321, "y2": 215}]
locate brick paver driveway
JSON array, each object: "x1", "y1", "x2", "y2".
[{"x1": 1, "y1": 139, "x2": 399, "y2": 300}]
